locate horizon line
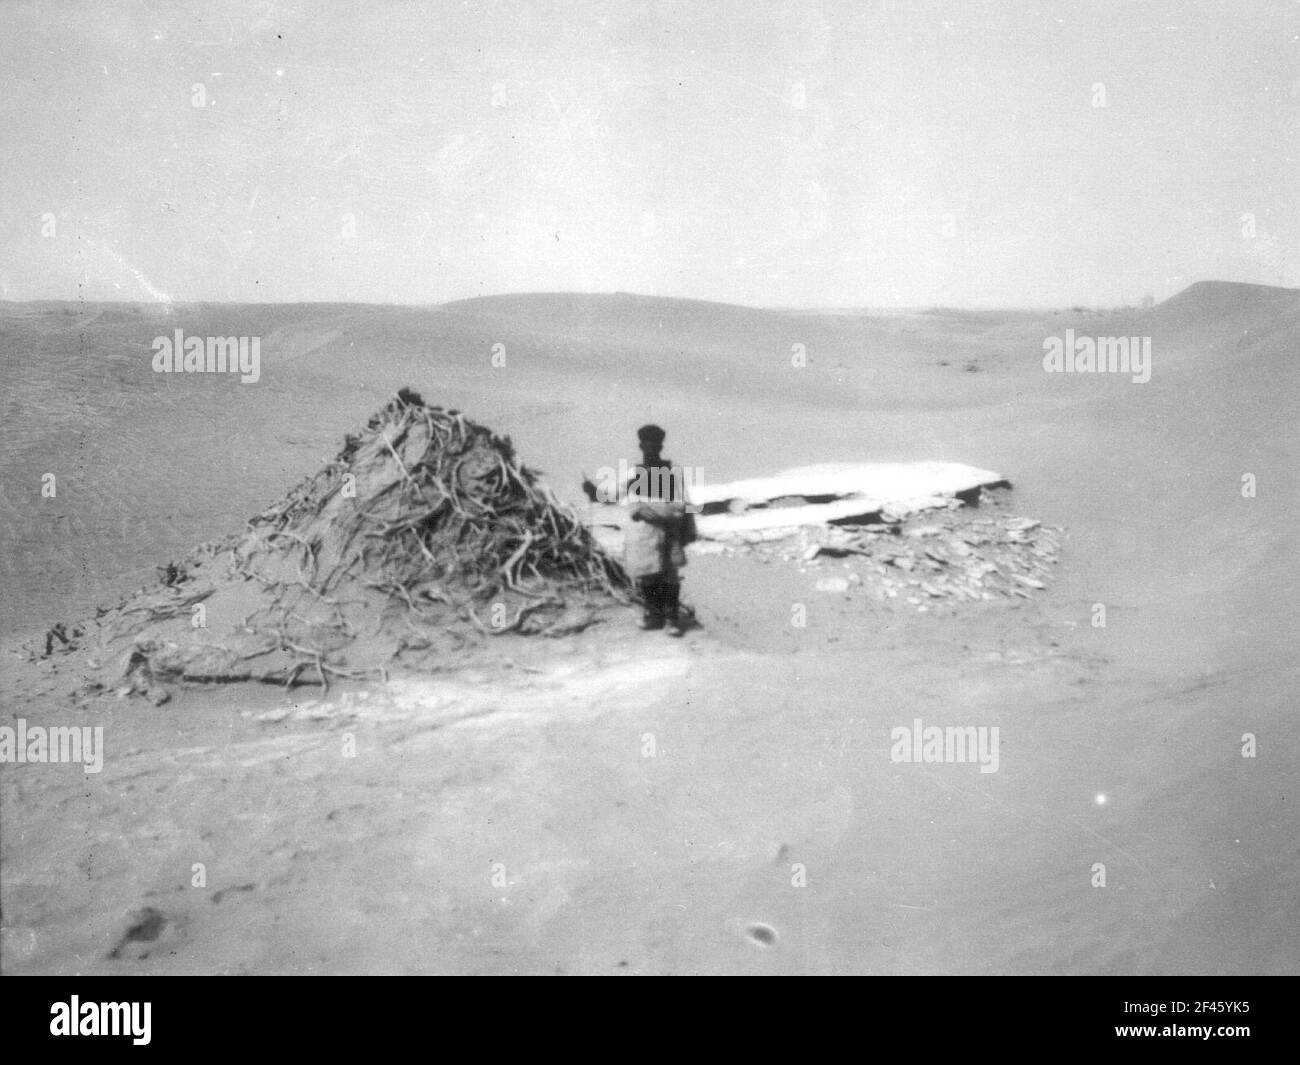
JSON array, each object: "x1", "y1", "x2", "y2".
[{"x1": 2, "y1": 280, "x2": 1297, "y2": 317}]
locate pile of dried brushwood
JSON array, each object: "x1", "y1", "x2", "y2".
[{"x1": 88, "y1": 389, "x2": 629, "y2": 694}]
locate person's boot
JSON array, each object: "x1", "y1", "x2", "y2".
[
  {"x1": 638, "y1": 579, "x2": 665, "y2": 630},
  {"x1": 664, "y1": 582, "x2": 684, "y2": 637}
]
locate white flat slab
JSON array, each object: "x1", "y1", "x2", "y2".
[
  {"x1": 695, "y1": 496, "x2": 932, "y2": 534},
  {"x1": 582, "y1": 462, "x2": 1007, "y2": 547},
  {"x1": 688, "y1": 462, "x2": 1005, "y2": 507}
]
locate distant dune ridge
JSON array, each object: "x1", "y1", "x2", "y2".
[
  {"x1": 76, "y1": 389, "x2": 628, "y2": 695},
  {"x1": 1151, "y1": 280, "x2": 1299, "y2": 318}
]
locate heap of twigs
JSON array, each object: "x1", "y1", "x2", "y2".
[
  {"x1": 90, "y1": 389, "x2": 629, "y2": 692},
  {"x1": 238, "y1": 388, "x2": 623, "y2": 603}
]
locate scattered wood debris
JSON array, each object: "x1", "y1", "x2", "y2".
[{"x1": 694, "y1": 490, "x2": 1061, "y2": 607}]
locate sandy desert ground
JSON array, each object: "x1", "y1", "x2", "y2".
[{"x1": 1, "y1": 280, "x2": 1296, "y2": 974}]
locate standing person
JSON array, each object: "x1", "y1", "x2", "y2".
[{"x1": 583, "y1": 424, "x2": 693, "y2": 636}]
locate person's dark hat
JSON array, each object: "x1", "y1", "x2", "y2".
[{"x1": 637, "y1": 424, "x2": 666, "y2": 446}]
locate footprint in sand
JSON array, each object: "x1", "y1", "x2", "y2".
[
  {"x1": 107, "y1": 906, "x2": 169, "y2": 961},
  {"x1": 211, "y1": 883, "x2": 257, "y2": 905}
]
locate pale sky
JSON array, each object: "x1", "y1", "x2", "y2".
[{"x1": 1, "y1": 0, "x2": 1296, "y2": 307}]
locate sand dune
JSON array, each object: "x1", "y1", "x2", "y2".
[{"x1": 1, "y1": 282, "x2": 1296, "y2": 974}]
